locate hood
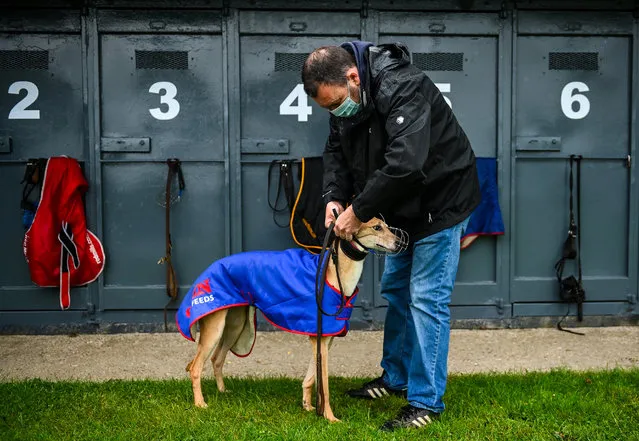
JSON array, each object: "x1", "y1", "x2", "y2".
[
  {"x1": 340, "y1": 40, "x2": 374, "y2": 103},
  {"x1": 368, "y1": 42, "x2": 412, "y2": 78}
]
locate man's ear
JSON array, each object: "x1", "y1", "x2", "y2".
[{"x1": 346, "y1": 67, "x2": 360, "y2": 87}]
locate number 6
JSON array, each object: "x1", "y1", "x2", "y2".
[{"x1": 561, "y1": 81, "x2": 590, "y2": 120}]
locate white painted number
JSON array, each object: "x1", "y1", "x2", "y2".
[
  {"x1": 280, "y1": 84, "x2": 313, "y2": 122},
  {"x1": 149, "y1": 81, "x2": 180, "y2": 120},
  {"x1": 561, "y1": 81, "x2": 590, "y2": 120},
  {"x1": 8, "y1": 81, "x2": 40, "y2": 120},
  {"x1": 435, "y1": 83, "x2": 452, "y2": 109}
]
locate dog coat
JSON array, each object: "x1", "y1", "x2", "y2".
[
  {"x1": 22, "y1": 156, "x2": 106, "y2": 309},
  {"x1": 175, "y1": 248, "x2": 358, "y2": 356},
  {"x1": 461, "y1": 157, "x2": 505, "y2": 249}
]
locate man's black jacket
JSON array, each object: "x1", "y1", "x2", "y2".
[{"x1": 322, "y1": 42, "x2": 481, "y2": 243}]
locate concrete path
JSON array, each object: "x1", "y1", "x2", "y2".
[{"x1": 1, "y1": 326, "x2": 637, "y2": 382}]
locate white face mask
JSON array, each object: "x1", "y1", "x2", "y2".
[{"x1": 330, "y1": 80, "x2": 360, "y2": 118}]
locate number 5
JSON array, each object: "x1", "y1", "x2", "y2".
[{"x1": 435, "y1": 83, "x2": 452, "y2": 109}]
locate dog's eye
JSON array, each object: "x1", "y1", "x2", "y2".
[{"x1": 373, "y1": 225, "x2": 382, "y2": 231}]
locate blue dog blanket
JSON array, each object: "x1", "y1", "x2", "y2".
[
  {"x1": 175, "y1": 248, "x2": 358, "y2": 356},
  {"x1": 461, "y1": 157, "x2": 505, "y2": 249}
]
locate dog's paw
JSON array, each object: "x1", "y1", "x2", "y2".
[
  {"x1": 194, "y1": 401, "x2": 208, "y2": 409},
  {"x1": 326, "y1": 415, "x2": 341, "y2": 423},
  {"x1": 303, "y1": 403, "x2": 315, "y2": 412}
]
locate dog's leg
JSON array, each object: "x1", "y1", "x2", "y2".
[
  {"x1": 211, "y1": 306, "x2": 248, "y2": 393},
  {"x1": 302, "y1": 344, "x2": 316, "y2": 412},
  {"x1": 306, "y1": 336, "x2": 339, "y2": 422},
  {"x1": 303, "y1": 336, "x2": 335, "y2": 412},
  {"x1": 189, "y1": 310, "x2": 228, "y2": 408}
]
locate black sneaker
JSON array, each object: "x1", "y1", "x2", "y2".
[
  {"x1": 380, "y1": 404, "x2": 441, "y2": 431},
  {"x1": 346, "y1": 375, "x2": 407, "y2": 400}
]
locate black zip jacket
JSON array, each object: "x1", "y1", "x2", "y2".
[{"x1": 322, "y1": 42, "x2": 481, "y2": 243}]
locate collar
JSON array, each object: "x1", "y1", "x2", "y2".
[{"x1": 339, "y1": 238, "x2": 368, "y2": 261}]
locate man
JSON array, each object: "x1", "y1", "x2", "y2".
[{"x1": 301, "y1": 41, "x2": 481, "y2": 431}]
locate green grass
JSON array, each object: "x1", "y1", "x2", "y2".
[{"x1": 1, "y1": 369, "x2": 638, "y2": 441}]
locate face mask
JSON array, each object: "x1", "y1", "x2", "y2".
[{"x1": 330, "y1": 80, "x2": 360, "y2": 118}]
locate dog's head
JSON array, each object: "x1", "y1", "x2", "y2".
[{"x1": 353, "y1": 217, "x2": 409, "y2": 255}]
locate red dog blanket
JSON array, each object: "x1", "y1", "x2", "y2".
[{"x1": 23, "y1": 156, "x2": 105, "y2": 309}]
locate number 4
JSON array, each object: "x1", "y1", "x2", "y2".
[{"x1": 279, "y1": 84, "x2": 312, "y2": 122}]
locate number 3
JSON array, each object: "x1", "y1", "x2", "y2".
[{"x1": 149, "y1": 81, "x2": 180, "y2": 120}]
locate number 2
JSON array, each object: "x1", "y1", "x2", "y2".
[{"x1": 8, "y1": 81, "x2": 40, "y2": 120}]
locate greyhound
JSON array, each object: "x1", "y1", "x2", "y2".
[{"x1": 176, "y1": 216, "x2": 408, "y2": 422}]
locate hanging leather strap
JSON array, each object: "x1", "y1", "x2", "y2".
[
  {"x1": 267, "y1": 159, "x2": 296, "y2": 228},
  {"x1": 159, "y1": 158, "x2": 185, "y2": 331},
  {"x1": 556, "y1": 154, "x2": 585, "y2": 335}
]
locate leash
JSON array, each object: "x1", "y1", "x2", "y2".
[
  {"x1": 158, "y1": 158, "x2": 185, "y2": 332},
  {"x1": 554, "y1": 154, "x2": 585, "y2": 335},
  {"x1": 267, "y1": 159, "x2": 296, "y2": 228}
]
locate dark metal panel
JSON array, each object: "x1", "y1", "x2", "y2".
[
  {"x1": 0, "y1": 9, "x2": 81, "y2": 32},
  {"x1": 239, "y1": 11, "x2": 360, "y2": 35},
  {"x1": 94, "y1": 0, "x2": 223, "y2": 7},
  {"x1": 370, "y1": 0, "x2": 503, "y2": 11},
  {"x1": 100, "y1": 162, "x2": 227, "y2": 310},
  {"x1": 513, "y1": 302, "x2": 632, "y2": 317},
  {"x1": 0, "y1": 287, "x2": 89, "y2": 311},
  {"x1": 379, "y1": 12, "x2": 501, "y2": 35},
  {"x1": 231, "y1": 0, "x2": 359, "y2": 10},
  {"x1": 0, "y1": 34, "x2": 84, "y2": 160},
  {"x1": 0, "y1": 311, "x2": 91, "y2": 334},
  {"x1": 99, "y1": 34, "x2": 224, "y2": 161},
  {"x1": 518, "y1": 11, "x2": 633, "y2": 35},
  {"x1": 97, "y1": 10, "x2": 223, "y2": 33},
  {"x1": 515, "y1": 36, "x2": 630, "y2": 158},
  {"x1": 512, "y1": 159, "x2": 631, "y2": 302},
  {"x1": 515, "y1": 0, "x2": 634, "y2": 11}
]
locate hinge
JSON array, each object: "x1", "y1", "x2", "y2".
[
  {"x1": 222, "y1": 0, "x2": 230, "y2": 17},
  {"x1": 499, "y1": 0, "x2": 508, "y2": 19},
  {"x1": 627, "y1": 293, "x2": 637, "y2": 309},
  {"x1": 495, "y1": 298, "x2": 505, "y2": 315},
  {"x1": 87, "y1": 302, "x2": 96, "y2": 315},
  {"x1": 361, "y1": 0, "x2": 369, "y2": 19},
  {"x1": 627, "y1": 155, "x2": 631, "y2": 168},
  {"x1": 360, "y1": 299, "x2": 373, "y2": 321}
]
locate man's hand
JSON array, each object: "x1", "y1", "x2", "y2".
[
  {"x1": 325, "y1": 201, "x2": 344, "y2": 228},
  {"x1": 333, "y1": 205, "x2": 362, "y2": 241}
]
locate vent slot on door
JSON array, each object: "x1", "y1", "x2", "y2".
[
  {"x1": 549, "y1": 52, "x2": 598, "y2": 71},
  {"x1": 274, "y1": 52, "x2": 309, "y2": 72},
  {"x1": 0, "y1": 50, "x2": 49, "y2": 70},
  {"x1": 135, "y1": 50, "x2": 189, "y2": 70},
  {"x1": 413, "y1": 52, "x2": 464, "y2": 71}
]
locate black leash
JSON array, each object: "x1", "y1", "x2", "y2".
[
  {"x1": 267, "y1": 159, "x2": 296, "y2": 228},
  {"x1": 555, "y1": 154, "x2": 585, "y2": 335}
]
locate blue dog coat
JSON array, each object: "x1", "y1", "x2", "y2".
[
  {"x1": 461, "y1": 157, "x2": 505, "y2": 249},
  {"x1": 175, "y1": 248, "x2": 358, "y2": 356}
]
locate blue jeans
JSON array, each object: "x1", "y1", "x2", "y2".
[{"x1": 380, "y1": 216, "x2": 469, "y2": 413}]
